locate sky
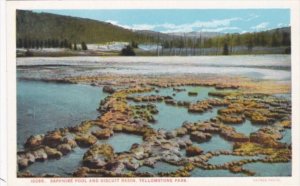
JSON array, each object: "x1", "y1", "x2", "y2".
[{"x1": 33, "y1": 9, "x2": 290, "y2": 33}]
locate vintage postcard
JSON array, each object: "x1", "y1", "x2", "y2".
[{"x1": 4, "y1": 0, "x2": 300, "y2": 186}]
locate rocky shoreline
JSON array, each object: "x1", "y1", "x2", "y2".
[{"x1": 17, "y1": 74, "x2": 291, "y2": 177}]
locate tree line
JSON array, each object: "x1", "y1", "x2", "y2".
[
  {"x1": 17, "y1": 38, "x2": 88, "y2": 50},
  {"x1": 136, "y1": 28, "x2": 291, "y2": 55},
  {"x1": 160, "y1": 29, "x2": 290, "y2": 51}
]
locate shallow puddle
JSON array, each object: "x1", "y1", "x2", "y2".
[
  {"x1": 190, "y1": 168, "x2": 245, "y2": 177},
  {"x1": 98, "y1": 133, "x2": 143, "y2": 153},
  {"x1": 128, "y1": 86, "x2": 225, "y2": 131},
  {"x1": 280, "y1": 128, "x2": 291, "y2": 144},
  {"x1": 208, "y1": 155, "x2": 265, "y2": 165},
  {"x1": 153, "y1": 103, "x2": 220, "y2": 131},
  {"x1": 225, "y1": 120, "x2": 261, "y2": 136},
  {"x1": 196, "y1": 134, "x2": 233, "y2": 153},
  {"x1": 137, "y1": 162, "x2": 181, "y2": 175},
  {"x1": 274, "y1": 93, "x2": 291, "y2": 101},
  {"x1": 243, "y1": 162, "x2": 291, "y2": 176}
]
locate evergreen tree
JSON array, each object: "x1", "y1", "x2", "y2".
[
  {"x1": 17, "y1": 38, "x2": 23, "y2": 48},
  {"x1": 131, "y1": 40, "x2": 138, "y2": 48},
  {"x1": 74, "y1": 42, "x2": 77, "y2": 50},
  {"x1": 271, "y1": 33, "x2": 280, "y2": 47},
  {"x1": 281, "y1": 32, "x2": 290, "y2": 46},
  {"x1": 24, "y1": 39, "x2": 28, "y2": 49},
  {"x1": 47, "y1": 39, "x2": 52, "y2": 48},
  {"x1": 35, "y1": 40, "x2": 39, "y2": 49},
  {"x1": 55, "y1": 39, "x2": 59, "y2": 48},
  {"x1": 51, "y1": 39, "x2": 55, "y2": 48},
  {"x1": 222, "y1": 42, "x2": 229, "y2": 55},
  {"x1": 59, "y1": 41, "x2": 63, "y2": 48},
  {"x1": 244, "y1": 33, "x2": 254, "y2": 51},
  {"x1": 28, "y1": 39, "x2": 33, "y2": 48},
  {"x1": 63, "y1": 39, "x2": 68, "y2": 48},
  {"x1": 39, "y1": 40, "x2": 44, "y2": 49},
  {"x1": 44, "y1": 40, "x2": 48, "y2": 48},
  {"x1": 81, "y1": 42, "x2": 88, "y2": 50}
]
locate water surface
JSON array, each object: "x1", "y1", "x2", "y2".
[
  {"x1": 153, "y1": 103, "x2": 220, "y2": 131},
  {"x1": 225, "y1": 120, "x2": 261, "y2": 136},
  {"x1": 191, "y1": 168, "x2": 245, "y2": 177},
  {"x1": 280, "y1": 129, "x2": 291, "y2": 144},
  {"x1": 99, "y1": 133, "x2": 143, "y2": 153},
  {"x1": 22, "y1": 147, "x2": 86, "y2": 176},
  {"x1": 197, "y1": 135, "x2": 232, "y2": 153},
  {"x1": 137, "y1": 162, "x2": 180, "y2": 175},
  {"x1": 17, "y1": 80, "x2": 107, "y2": 150},
  {"x1": 243, "y1": 162, "x2": 291, "y2": 176},
  {"x1": 208, "y1": 155, "x2": 265, "y2": 165}
]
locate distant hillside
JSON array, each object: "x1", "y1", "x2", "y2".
[
  {"x1": 135, "y1": 30, "x2": 224, "y2": 41},
  {"x1": 16, "y1": 10, "x2": 291, "y2": 56},
  {"x1": 16, "y1": 10, "x2": 152, "y2": 43},
  {"x1": 168, "y1": 31, "x2": 224, "y2": 38}
]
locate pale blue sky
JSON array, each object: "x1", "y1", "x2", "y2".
[{"x1": 33, "y1": 9, "x2": 290, "y2": 33}]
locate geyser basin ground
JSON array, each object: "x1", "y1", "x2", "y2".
[{"x1": 16, "y1": 55, "x2": 291, "y2": 177}]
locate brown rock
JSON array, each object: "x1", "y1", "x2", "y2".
[
  {"x1": 83, "y1": 144, "x2": 115, "y2": 168},
  {"x1": 57, "y1": 144, "x2": 72, "y2": 155},
  {"x1": 92, "y1": 129, "x2": 114, "y2": 140},
  {"x1": 188, "y1": 92, "x2": 198, "y2": 96},
  {"x1": 44, "y1": 146, "x2": 63, "y2": 159},
  {"x1": 62, "y1": 137, "x2": 77, "y2": 148},
  {"x1": 124, "y1": 161, "x2": 140, "y2": 171},
  {"x1": 32, "y1": 148, "x2": 48, "y2": 161},
  {"x1": 43, "y1": 132, "x2": 63, "y2": 148},
  {"x1": 75, "y1": 134, "x2": 97, "y2": 147},
  {"x1": 229, "y1": 166, "x2": 243, "y2": 173},
  {"x1": 186, "y1": 145, "x2": 203, "y2": 157},
  {"x1": 250, "y1": 128, "x2": 282, "y2": 148},
  {"x1": 24, "y1": 134, "x2": 44, "y2": 149},
  {"x1": 18, "y1": 158, "x2": 29, "y2": 170},
  {"x1": 175, "y1": 127, "x2": 188, "y2": 137},
  {"x1": 190, "y1": 131, "x2": 212, "y2": 142},
  {"x1": 103, "y1": 86, "x2": 115, "y2": 94}
]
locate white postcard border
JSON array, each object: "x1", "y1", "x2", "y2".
[{"x1": 5, "y1": 1, "x2": 300, "y2": 186}]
